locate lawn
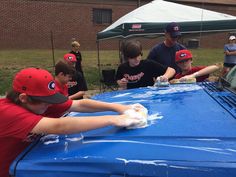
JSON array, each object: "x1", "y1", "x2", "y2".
[{"x1": 0, "y1": 48, "x2": 224, "y2": 95}]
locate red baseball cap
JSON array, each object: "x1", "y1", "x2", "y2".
[
  {"x1": 13, "y1": 68, "x2": 68, "y2": 104},
  {"x1": 175, "y1": 49, "x2": 193, "y2": 63},
  {"x1": 63, "y1": 53, "x2": 76, "y2": 63}
]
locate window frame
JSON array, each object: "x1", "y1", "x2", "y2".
[{"x1": 92, "y1": 8, "x2": 112, "y2": 25}]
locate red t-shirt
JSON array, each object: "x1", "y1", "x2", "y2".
[
  {"x1": 0, "y1": 98, "x2": 73, "y2": 177},
  {"x1": 175, "y1": 66, "x2": 209, "y2": 82},
  {"x1": 55, "y1": 79, "x2": 69, "y2": 97},
  {"x1": 0, "y1": 98, "x2": 43, "y2": 177},
  {"x1": 42, "y1": 99, "x2": 72, "y2": 118}
]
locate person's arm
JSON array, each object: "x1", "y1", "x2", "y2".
[
  {"x1": 180, "y1": 65, "x2": 219, "y2": 80},
  {"x1": 69, "y1": 91, "x2": 85, "y2": 100},
  {"x1": 68, "y1": 99, "x2": 131, "y2": 114},
  {"x1": 116, "y1": 65, "x2": 128, "y2": 89},
  {"x1": 31, "y1": 114, "x2": 139, "y2": 135},
  {"x1": 224, "y1": 45, "x2": 236, "y2": 55},
  {"x1": 156, "y1": 67, "x2": 176, "y2": 82},
  {"x1": 225, "y1": 51, "x2": 236, "y2": 55}
]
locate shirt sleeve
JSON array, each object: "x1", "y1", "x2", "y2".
[
  {"x1": 0, "y1": 103, "x2": 43, "y2": 139},
  {"x1": 224, "y1": 45, "x2": 228, "y2": 51}
]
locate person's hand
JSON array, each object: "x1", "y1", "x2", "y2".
[
  {"x1": 179, "y1": 74, "x2": 195, "y2": 82},
  {"x1": 154, "y1": 76, "x2": 169, "y2": 87},
  {"x1": 131, "y1": 103, "x2": 146, "y2": 112},
  {"x1": 117, "y1": 78, "x2": 128, "y2": 89},
  {"x1": 156, "y1": 75, "x2": 168, "y2": 82},
  {"x1": 225, "y1": 51, "x2": 230, "y2": 55},
  {"x1": 114, "y1": 104, "x2": 132, "y2": 114},
  {"x1": 119, "y1": 103, "x2": 146, "y2": 114},
  {"x1": 112, "y1": 114, "x2": 144, "y2": 127},
  {"x1": 112, "y1": 103, "x2": 148, "y2": 128},
  {"x1": 169, "y1": 79, "x2": 180, "y2": 84}
]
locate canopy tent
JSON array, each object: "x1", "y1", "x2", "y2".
[
  {"x1": 96, "y1": 0, "x2": 236, "y2": 91},
  {"x1": 97, "y1": 0, "x2": 236, "y2": 40}
]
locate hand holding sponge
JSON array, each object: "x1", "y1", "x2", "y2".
[{"x1": 124, "y1": 103, "x2": 148, "y2": 129}]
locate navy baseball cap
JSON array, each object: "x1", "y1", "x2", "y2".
[{"x1": 165, "y1": 22, "x2": 181, "y2": 38}]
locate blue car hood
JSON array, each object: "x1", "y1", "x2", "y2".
[{"x1": 10, "y1": 83, "x2": 236, "y2": 177}]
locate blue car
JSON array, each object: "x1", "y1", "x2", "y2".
[{"x1": 10, "y1": 81, "x2": 236, "y2": 177}]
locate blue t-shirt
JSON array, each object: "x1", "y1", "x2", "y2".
[
  {"x1": 147, "y1": 42, "x2": 186, "y2": 73},
  {"x1": 224, "y1": 43, "x2": 236, "y2": 64}
]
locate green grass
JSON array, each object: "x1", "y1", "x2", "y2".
[{"x1": 0, "y1": 48, "x2": 224, "y2": 95}]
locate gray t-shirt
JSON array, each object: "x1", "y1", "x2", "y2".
[{"x1": 224, "y1": 43, "x2": 236, "y2": 64}]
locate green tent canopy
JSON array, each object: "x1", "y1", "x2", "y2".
[{"x1": 97, "y1": 0, "x2": 236, "y2": 40}]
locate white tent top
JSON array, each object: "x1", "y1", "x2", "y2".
[
  {"x1": 97, "y1": 0, "x2": 236, "y2": 40},
  {"x1": 103, "y1": 0, "x2": 236, "y2": 32}
]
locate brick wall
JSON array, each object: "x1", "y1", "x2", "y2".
[
  {"x1": 0, "y1": 0, "x2": 235, "y2": 50},
  {"x1": 0, "y1": 0, "x2": 146, "y2": 50}
]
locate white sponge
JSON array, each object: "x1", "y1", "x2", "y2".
[
  {"x1": 124, "y1": 104, "x2": 148, "y2": 129},
  {"x1": 154, "y1": 81, "x2": 170, "y2": 87}
]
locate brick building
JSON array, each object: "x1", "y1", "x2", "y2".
[
  {"x1": 0, "y1": 0, "x2": 236, "y2": 50},
  {"x1": 0, "y1": 0, "x2": 150, "y2": 50}
]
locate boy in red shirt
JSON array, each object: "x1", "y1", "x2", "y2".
[
  {"x1": 0, "y1": 68, "x2": 143, "y2": 177},
  {"x1": 63, "y1": 53, "x2": 86, "y2": 100},
  {"x1": 54, "y1": 60, "x2": 74, "y2": 96},
  {"x1": 173, "y1": 49, "x2": 219, "y2": 82}
]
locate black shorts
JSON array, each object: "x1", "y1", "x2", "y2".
[{"x1": 224, "y1": 63, "x2": 236, "y2": 68}]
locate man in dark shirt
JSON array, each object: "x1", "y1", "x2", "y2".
[
  {"x1": 147, "y1": 22, "x2": 186, "y2": 73},
  {"x1": 116, "y1": 40, "x2": 175, "y2": 89}
]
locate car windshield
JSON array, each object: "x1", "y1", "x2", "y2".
[
  {"x1": 226, "y1": 66, "x2": 236, "y2": 89},
  {"x1": 219, "y1": 66, "x2": 236, "y2": 91}
]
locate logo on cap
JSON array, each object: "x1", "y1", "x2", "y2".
[
  {"x1": 175, "y1": 49, "x2": 192, "y2": 63},
  {"x1": 48, "y1": 81, "x2": 55, "y2": 90},
  {"x1": 68, "y1": 56, "x2": 73, "y2": 61},
  {"x1": 64, "y1": 53, "x2": 76, "y2": 63},
  {"x1": 173, "y1": 26, "x2": 179, "y2": 31},
  {"x1": 180, "y1": 53, "x2": 187, "y2": 58}
]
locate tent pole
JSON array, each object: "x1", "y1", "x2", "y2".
[
  {"x1": 119, "y1": 40, "x2": 122, "y2": 64},
  {"x1": 97, "y1": 40, "x2": 102, "y2": 92}
]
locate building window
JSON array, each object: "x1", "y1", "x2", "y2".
[{"x1": 93, "y1": 8, "x2": 112, "y2": 24}]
